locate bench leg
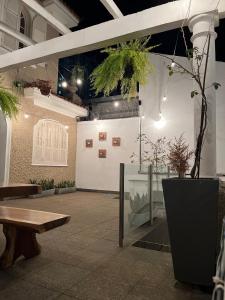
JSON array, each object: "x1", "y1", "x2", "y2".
[{"x1": 0, "y1": 224, "x2": 41, "y2": 269}]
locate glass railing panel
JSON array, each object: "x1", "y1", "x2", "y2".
[{"x1": 122, "y1": 163, "x2": 151, "y2": 246}]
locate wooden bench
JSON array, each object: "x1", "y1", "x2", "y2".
[
  {"x1": 0, "y1": 206, "x2": 70, "y2": 268},
  {"x1": 0, "y1": 184, "x2": 41, "y2": 201}
]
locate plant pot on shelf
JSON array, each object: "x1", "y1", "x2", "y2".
[
  {"x1": 55, "y1": 187, "x2": 76, "y2": 195},
  {"x1": 162, "y1": 177, "x2": 219, "y2": 287},
  {"x1": 29, "y1": 189, "x2": 55, "y2": 198}
]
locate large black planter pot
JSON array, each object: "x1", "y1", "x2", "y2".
[{"x1": 162, "y1": 178, "x2": 219, "y2": 286}]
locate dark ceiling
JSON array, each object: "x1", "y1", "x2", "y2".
[
  {"x1": 60, "y1": 0, "x2": 225, "y2": 61},
  {"x1": 58, "y1": 0, "x2": 225, "y2": 102}
]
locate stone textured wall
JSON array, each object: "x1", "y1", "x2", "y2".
[{"x1": 9, "y1": 97, "x2": 77, "y2": 184}]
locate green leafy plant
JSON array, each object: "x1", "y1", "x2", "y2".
[
  {"x1": 29, "y1": 179, "x2": 55, "y2": 191},
  {"x1": 131, "y1": 135, "x2": 168, "y2": 171},
  {"x1": 24, "y1": 80, "x2": 52, "y2": 96},
  {"x1": 0, "y1": 76, "x2": 19, "y2": 118},
  {"x1": 55, "y1": 180, "x2": 75, "y2": 189},
  {"x1": 158, "y1": 34, "x2": 220, "y2": 178},
  {"x1": 167, "y1": 135, "x2": 193, "y2": 178},
  {"x1": 90, "y1": 36, "x2": 158, "y2": 99}
]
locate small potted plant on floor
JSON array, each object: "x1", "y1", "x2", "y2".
[
  {"x1": 55, "y1": 180, "x2": 76, "y2": 195},
  {"x1": 29, "y1": 179, "x2": 55, "y2": 198}
]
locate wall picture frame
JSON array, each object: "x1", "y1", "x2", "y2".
[
  {"x1": 99, "y1": 132, "x2": 107, "y2": 141},
  {"x1": 85, "y1": 139, "x2": 93, "y2": 148},
  {"x1": 112, "y1": 137, "x2": 121, "y2": 146},
  {"x1": 99, "y1": 149, "x2": 107, "y2": 158}
]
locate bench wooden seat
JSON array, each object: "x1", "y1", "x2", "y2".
[
  {"x1": 0, "y1": 184, "x2": 41, "y2": 200},
  {"x1": 0, "y1": 207, "x2": 70, "y2": 268}
]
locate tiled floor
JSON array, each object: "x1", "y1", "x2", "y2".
[{"x1": 0, "y1": 192, "x2": 211, "y2": 300}]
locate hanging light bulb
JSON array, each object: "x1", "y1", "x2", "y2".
[
  {"x1": 171, "y1": 62, "x2": 176, "y2": 68},
  {"x1": 24, "y1": 113, "x2": 30, "y2": 119},
  {"x1": 76, "y1": 78, "x2": 82, "y2": 85},
  {"x1": 62, "y1": 81, "x2": 68, "y2": 88},
  {"x1": 162, "y1": 96, "x2": 167, "y2": 102},
  {"x1": 114, "y1": 101, "x2": 119, "y2": 107},
  {"x1": 154, "y1": 113, "x2": 166, "y2": 129}
]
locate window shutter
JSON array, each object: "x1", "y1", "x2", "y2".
[{"x1": 32, "y1": 119, "x2": 68, "y2": 166}]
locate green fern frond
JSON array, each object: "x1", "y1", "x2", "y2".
[
  {"x1": 0, "y1": 88, "x2": 19, "y2": 118},
  {"x1": 90, "y1": 36, "x2": 158, "y2": 99}
]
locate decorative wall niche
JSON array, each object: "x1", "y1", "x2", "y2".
[
  {"x1": 32, "y1": 119, "x2": 68, "y2": 166},
  {"x1": 99, "y1": 149, "x2": 106, "y2": 158},
  {"x1": 99, "y1": 132, "x2": 107, "y2": 141},
  {"x1": 112, "y1": 137, "x2": 121, "y2": 146},
  {"x1": 86, "y1": 139, "x2": 93, "y2": 148}
]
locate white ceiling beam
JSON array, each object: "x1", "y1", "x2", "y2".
[
  {"x1": 21, "y1": 0, "x2": 71, "y2": 35},
  {"x1": 0, "y1": 0, "x2": 224, "y2": 72},
  {"x1": 99, "y1": 0, "x2": 123, "y2": 19},
  {"x1": 0, "y1": 21, "x2": 35, "y2": 46}
]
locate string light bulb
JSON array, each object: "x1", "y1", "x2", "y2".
[
  {"x1": 114, "y1": 101, "x2": 119, "y2": 107},
  {"x1": 76, "y1": 78, "x2": 82, "y2": 85},
  {"x1": 24, "y1": 113, "x2": 30, "y2": 119},
  {"x1": 62, "y1": 81, "x2": 68, "y2": 88},
  {"x1": 171, "y1": 62, "x2": 176, "y2": 68},
  {"x1": 65, "y1": 125, "x2": 69, "y2": 130},
  {"x1": 154, "y1": 113, "x2": 166, "y2": 129}
]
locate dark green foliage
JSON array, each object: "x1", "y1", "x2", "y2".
[
  {"x1": 90, "y1": 36, "x2": 158, "y2": 99},
  {"x1": 0, "y1": 76, "x2": 19, "y2": 118},
  {"x1": 191, "y1": 90, "x2": 199, "y2": 98},
  {"x1": 212, "y1": 82, "x2": 221, "y2": 90},
  {"x1": 55, "y1": 180, "x2": 75, "y2": 189},
  {"x1": 29, "y1": 179, "x2": 55, "y2": 191}
]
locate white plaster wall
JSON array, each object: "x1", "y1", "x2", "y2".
[
  {"x1": 76, "y1": 118, "x2": 140, "y2": 191},
  {"x1": 76, "y1": 55, "x2": 225, "y2": 191}
]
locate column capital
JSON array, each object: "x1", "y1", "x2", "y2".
[{"x1": 188, "y1": 11, "x2": 219, "y2": 42}]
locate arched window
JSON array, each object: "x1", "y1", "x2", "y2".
[{"x1": 32, "y1": 119, "x2": 68, "y2": 166}]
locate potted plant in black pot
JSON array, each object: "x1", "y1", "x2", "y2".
[
  {"x1": 160, "y1": 30, "x2": 221, "y2": 286},
  {"x1": 163, "y1": 134, "x2": 219, "y2": 287}
]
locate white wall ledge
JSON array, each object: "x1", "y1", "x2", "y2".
[{"x1": 24, "y1": 88, "x2": 88, "y2": 118}]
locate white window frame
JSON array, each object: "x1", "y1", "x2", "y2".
[{"x1": 32, "y1": 119, "x2": 68, "y2": 167}]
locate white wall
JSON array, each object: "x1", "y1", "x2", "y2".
[
  {"x1": 76, "y1": 118, "x2": 140, "y2": 191},
  {"x1": 76, "y1": 55, "x2": 225, "y2": 191}
]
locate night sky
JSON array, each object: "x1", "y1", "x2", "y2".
[{"x1": 58, "y1": 0, "x2": 225, "y2": 103}]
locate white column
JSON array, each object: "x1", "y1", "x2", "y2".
[{"x1": 189, "y1": 12, "x2": 219, "y2": 177}]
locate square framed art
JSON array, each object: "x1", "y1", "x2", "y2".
[
  {"x1": 85, "y1": 139, "x2": 93, "y2": 148},
  {"x1": 112, "y1": 137, "x2": 121, "y2": 146},
  {"x1": 99, "y1": 132, "x2": 107, "y2": 141},
  {"x1": 99, "y1": 149, "x2": 107, "y2": 158}
]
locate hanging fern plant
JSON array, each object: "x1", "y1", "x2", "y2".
[
  {"x1": 90, "y1": 36, "x2": 158, "y2": 99},
  {"x1": 0, "y1": 76, "x2": 19, "y2": 118}
]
